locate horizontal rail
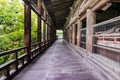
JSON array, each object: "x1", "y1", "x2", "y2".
[
  {"x1": 0, "y1": 40, "x2": 53, "y2": 80},
  {"x1": 80, "y1": 28, "x2": 86, "y2": 31},
  {"x1": 0, "y1": 46, "x2": 27, "y2": 56},
  {"x1": 93, "y1": 33, "x2": 120, "y2": 37},
  {"x1": 92, "y1": 16, "x2": 120, "y2": 63},
  {"x1": 93, "y1": 44, "x2": 120, "y2": 53},
  {"x1": 93, "y1": 16, "x2": 120, "y2": 27}
]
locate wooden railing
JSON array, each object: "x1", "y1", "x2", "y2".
[
  {"x1": 79, "y1": 16, "x2": 120, "y2": 63},
  {"x1": 0, "y1": 40, "x2": 53, "y2": 80},
  {"x1": 80, "y1": 28, "x2": 86, "y2": 49},
  {"x1": 93, "y1": 16, "x2": 120, "y2": 63}
]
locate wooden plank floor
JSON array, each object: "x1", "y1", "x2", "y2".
[{"x1": 13, "y1": 39, "x2": 112, "y2": 80}]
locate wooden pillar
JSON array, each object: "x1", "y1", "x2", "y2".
[
  {"x1": 54, "y1": 30, "x2": 56, "y2": 40},
  {"x1": 70, "y1": 27, "x2": 72, "y2": 43},
  {"x1": 67, "y1": 28, "x2": 70, "y2": 41},
  {"x1": 45, "y1": 14, "x2": 48, "y2": 41},
  {"x1": 65, "y1": 29, "x2": 67, "y2": 40},
  {"x1": 43, "y1": 10, "x2": 46, "y2": 44},
  {"x1": 37, "y1": 0, "x2": 42, "y2": 52},
  {"x1": 71, "y1": 27, "x2": 72, "y2": 43},
  {"x1": 72, "y1": 24, "x2": 75, "y2": 45},
  {"x1": 67, "y1": 29, "x2": 69, "y2": 41},
  {"x1": 24, "y1": 2, "x2": 31, "y2": 62},
  {"x1": 50, "y1": 27, "x2": 53, "y2": 42},
  {"x1": 49, "y1": 28, "x2": 52, "y2": 41},
  {"x1": 47, "y1": 17, "x2": 50, "y2": 41},
  {"x1": 86, "y1": 9, "x2": 96, "y2": 54},
  {"x1": 77, "y1": 20, "x2": 82, "y2": 47},
  {"x1": 47, "y1": 22, "x2": 49, "y2": 41}
]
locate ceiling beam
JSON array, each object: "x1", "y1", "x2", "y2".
[{"x1": 111, "y1": 0, "x2": 120, "y2": 2}]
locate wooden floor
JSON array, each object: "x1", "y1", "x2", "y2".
[{"x1": 13, "y1": 39, "x2": 112, "y2": 80}]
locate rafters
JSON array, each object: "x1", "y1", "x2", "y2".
[{"x1": 43, "y1": 0, "x2": 74, "y2": 29}]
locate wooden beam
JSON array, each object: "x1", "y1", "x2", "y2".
[
  {"x1": 43, "y1": 10, "x2": 46, "y2": 44},
  {"x1": 37, "y1": 0, "x2": 42, "y2": 52},
  {"x1": 47, "y1": 1, "x2": 72, "y2": 8},
  {"x1": 77, "y1": 20, "x2": 82, "y2": 47},
  {"x1": 92, "y1": 0, "x2": 110, "y2": 11},
  {"x1": 111, "y1": 0, "x2": 120, "y2": 2},
  {"x1": 23, "y1": 0, "x2": 54, "y2": 30},
  {"x1": 72, "y1": 24, "x2": 75, "y2": 45},
  {"x1": 70, "y1": 27, "x2": 72, "y2": 43},
  {"x1": 65, "y1": 0, "x2": 110, "y2": 29},
  {"x1": 86, "y1": 9, "x2": 96, "y2": 54},
  {"x1": 24, "y1": 3, "x2": 31, "y2": 62}
]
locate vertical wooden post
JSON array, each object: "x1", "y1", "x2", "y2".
[
  {"x1": 86, "y1": 9, "x2": 96, "y2": 54},
  {"x1": 66, "y1": 29, "x2": 69, "y2": 41},
  {"x1": 67, "y1": 28, "x2": 69, "y2": 41},
  {"x1": 70, "y1": 27, "x2": 72, "y2": 43},
  {"x1": 65, "y1": 29, "x2": 67, "y2": 40},
  {"x1": 71, "y1": 27, "x2": 72, "y2": 43},
  {"x1": 77, "y1": 20, "x2": 82, "y2": 47},
  {"x1": 37, "y1": 0, "x2": 42, "y2": 52},
  {"x1": 72, "y1": 24, "x2": 75, "y2": 45},
  {"x1": 43, "y1": 11, "x2": 46, "y2": 44},
  {"x1": 24, "y1": 2, "x2": 31, "y2": 62},
  {"x1": 51, "y1": 27, "x2": 53, "y2": 42},
  {"x1": 47, "y1": 26, "x2": 48, "y2": 42},
  {"x1": 45, "y1": 14, "x2": 48, "y2": 42},
  {"x1": 67, "y1": 29, "x2": 69, "y2": 41},
  {"x1": 47, "y1": 18, "x2": 49, "y2": 42},
  {"x1": 13, "y1": 52, "x2": 18, "y2": 70},
  {"x1": 54, "y1": 29, "x2": 56, "y2": 40}
]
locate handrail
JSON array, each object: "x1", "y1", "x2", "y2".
[
  {"x1": 0, "y1": 40, "x2": 53, "y2": 80},
  {"x1": 92, "y1": 16, "x2": 120, "y2": 63},
  {"x1": 0, "y1": 46, "x2": 27, "y2": 56},
  {"x1": 93, "y1": 16, "x2": 120, "y2": 27}
]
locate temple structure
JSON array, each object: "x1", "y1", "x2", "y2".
[{"x1": 0, "y1": 0, "x2": 120, "y2": 80}]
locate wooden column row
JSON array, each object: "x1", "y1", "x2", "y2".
[
  {"x1": 24, "y1": 0, "x2": 56, "y2": 63},
  {"x1": 65, "y1": 8, "x2": 96, "y2": 55},
  {"x1": 70, "y1": 21, "x2": 81, "y2": 46}
]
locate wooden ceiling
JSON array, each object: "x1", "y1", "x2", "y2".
[
  {"x1": 43, "y1": 0, "x2": 75, "y2": 29},
  {"x1": 82, "y1": 1, "x2": 120, "y2": 28},
  {"x1": 96, "y1": 2, "x2": 120, "y2": 23}
]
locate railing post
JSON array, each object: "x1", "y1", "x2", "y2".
[
  {"x1": 37, "y1": 0, "x2": 42, "y2": 53},
  {"x1": 2, "y1": 68, "x2": 10, "y2": 79},
  {"x1": 86, "y1": 9, "x2": 96, "y2": 54},
  {"x1": 13, "y1": 52, "x2": 18, "y2": 70},
  {"x1": 24, "y1": 2, "x2": 31, "y2": 62}
]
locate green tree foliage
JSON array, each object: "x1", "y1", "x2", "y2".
[
  {"x1": 57, "y1": 30, "x2": 63, "y2": 39},
  {"x1": 0, "y1": 0, "x2": 38, "y2": 64}
]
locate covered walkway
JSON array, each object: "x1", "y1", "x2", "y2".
[
  {"x1": 0, "y1": 0, "x2": 120, "y2": 80},
  {"x1": 13, "y1": 40, "x2": 115, "y2": 80}
]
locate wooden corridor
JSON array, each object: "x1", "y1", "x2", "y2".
[
  {"x1": 13, "y1": 39, "x2": 114, "y2": 80},
  {"x1": 1, "y1": 0, "x2": 120, "y2": 80}
]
